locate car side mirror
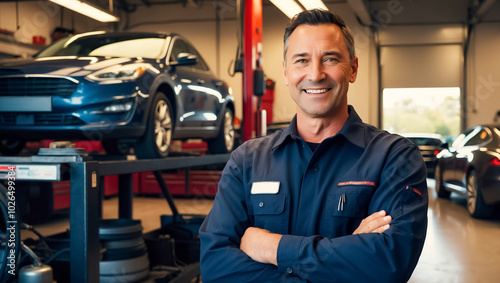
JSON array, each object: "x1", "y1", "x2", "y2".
[{"x1": 171, "y1": 53, "x2": 197, "y2": 66}]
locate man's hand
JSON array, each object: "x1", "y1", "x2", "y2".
[
  {"x1": 240, "y1": 227, "x2": 283, "y2": 266},
  {"x1": 353, "y1": 210, "x2": 391, "y2": 235}
]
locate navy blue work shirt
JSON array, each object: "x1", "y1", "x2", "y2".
[{"x1": 200, "y1": 106, "x2": 428, "y2": 283}]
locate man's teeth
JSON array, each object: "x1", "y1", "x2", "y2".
[{"x1": 305, "y1": 89, "x2": 328, "y2": 94}]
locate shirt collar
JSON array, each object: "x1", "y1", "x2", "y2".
[
  {"x1": 272, "y1": 105, "x2": 367, "y2": 150},
  {"x1": 338, "y1": 105, "x2": 367, "y2": 148}
]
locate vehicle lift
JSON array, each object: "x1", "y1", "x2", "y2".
[
  {"x1": 240, "y1": 0, "x2": 268, "y2": 140},
  {"x1": 0, "y1": 0, "x2": 266, "y2": 282}
]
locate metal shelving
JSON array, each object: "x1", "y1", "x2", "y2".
[{"x1": 0, "y1": 149, "x2": 230, "y2": 282}]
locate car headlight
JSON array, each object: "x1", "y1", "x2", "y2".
[
  {"x1": 103, "y1": 101, "x2": 134, "y2": 113},
  {"x1": 86, "y1": 63, "x2": 150, "y2": 81},
  {"x1": 91, "y1": 99, "x2": 135, "y2": 114}
]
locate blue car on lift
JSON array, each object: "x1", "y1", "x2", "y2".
[{"x1": 0, "y1": 31, "x2": 235, "y2": 159}]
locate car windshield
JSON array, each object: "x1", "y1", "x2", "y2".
[
  {"x1": 407, "y1": 137, "x2": 442, "y2": 146},
  {"x1": 36, "y1": 33, "x2": 167, "y2": 59}
]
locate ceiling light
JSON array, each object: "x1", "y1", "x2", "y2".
[
  {"x1": 269, "y1": 0, "x2": 303, "y2": 19},
  {"x1": 298, "y1": 0, "x2": 328, "y2": 11},
  {"x1": 49, "y1": 0, "x2": 119, "y2": 22}
]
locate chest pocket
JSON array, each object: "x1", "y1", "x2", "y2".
[
  {"x1": 326, "y1": 185, "x2": 375, "y2": 218},
  {"x1": 248, "y1": 193, "x2": 287, "y2": 233}
]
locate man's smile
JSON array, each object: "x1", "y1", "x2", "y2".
[{"x1": 303, "y1": 88, "x2": 332, "y2": 94}]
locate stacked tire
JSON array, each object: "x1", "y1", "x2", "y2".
[{"x1": 99, "y1": 219, "x2": 149, "y2": 283}]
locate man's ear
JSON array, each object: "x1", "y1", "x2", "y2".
[
  {"x1": 283, "y1": 61, "x2": 289, "y2": 86},
  {"x1": 349, "y1": 57, "x2": 358, "y2": 83}
]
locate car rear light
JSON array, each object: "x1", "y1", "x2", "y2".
[
  {"x1": 489, "y1": 158, "x2": 500, "y2": 166},
  {"x1": 433, "y1": 150, "x2": 441, "y2": 156}
]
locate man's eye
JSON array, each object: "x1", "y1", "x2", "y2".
[
  {"x1": 296, "y1": 59, "x2": 307, "y2": 63},
  {"x1": 325, "y1": 57, "x2": 339, "y2": 63}
]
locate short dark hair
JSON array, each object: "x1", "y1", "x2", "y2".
[{"x1": 283, "y1": 9, "x2": 355, "y2": 63}]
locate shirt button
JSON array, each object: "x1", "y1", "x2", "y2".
[
  {"x1": 259, "y1": 202, "x2": 264, "y2": 207},
  {"x1": 286, "y1": 267, "x2": 293, "y2": 274},
  {"x1": 314, "y1": 167, "x2": 319, "y2": 172}
]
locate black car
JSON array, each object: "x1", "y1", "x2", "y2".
[
  {"x1": 0, "y1": 31, "x2": 235, "y2": 159},
  {"x1": 435, "y1": 125, "x2": 500, "y2": 218},
  {"x1": 401, "y1": 133, "x2": 445, "y2": 178}
]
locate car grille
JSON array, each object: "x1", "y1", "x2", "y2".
[
  {"x1": 0, "y1": 113, "x2": 84, "y2": 125},
  {"x1": 0, "y1": 76, "x2": 79, "y2": 96}
]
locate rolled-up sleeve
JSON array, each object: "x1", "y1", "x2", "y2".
[
  {"x1": 199, "y1": 151, "x2": 285, "y2": 282},
  {"x1": 276, "y1": 144, "x2": 428, "y2": 283}
]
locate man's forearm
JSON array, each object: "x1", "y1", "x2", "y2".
[
  {"x1": 240, "y1": 210, "x2": 391, "y2": 265},
  {"x1": 240, "y1": 227, "x2": 283, "y2": 265}
]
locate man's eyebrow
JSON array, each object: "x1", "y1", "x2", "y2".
[
  {"x1": 324, "y1": 51, "x2": 343, "y2": 57},
  {"x1": 290, "y1": 52, "x2": 309, "y2": 60},
  {"x1": 290, "y1": 51, "x2": 344, "y2": 60}
]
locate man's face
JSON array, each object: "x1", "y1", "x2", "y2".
[{"x1": 283, "y1": 24, "x2": 358, "y2": 118}]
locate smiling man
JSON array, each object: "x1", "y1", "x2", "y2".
[{"x1": 200, "y1": 9, "x2": 428, "y2": 283}]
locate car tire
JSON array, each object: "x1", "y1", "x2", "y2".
[
  {"x1": 134, "y1": 92, "x2": 173, "y2": 159},
  {"x1": 102, "y1": 139, "x2": 131, "y2": 155},
  {"x1": 208, "y1": 108, "x2": 235, "y2": 154},
  {"x1": 435, "y1": 163, "x2": 451, "y2": 198},
  {"x1": 0, "y1": 139, "x2": 26, "y2": 156},
  {"x1": 467, "y1": 170, "x2": 494, "y2": 218}
]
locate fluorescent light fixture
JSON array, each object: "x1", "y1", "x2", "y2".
[
  {"x1": 49, "y1": 0, "x2": 119, "y2": 22},
  {"x1": 298, "y1": 0, "x2": 328, "y2": 11},
  {"x1": 269, "y1": 0, "x2": 303, "y2": 19}
]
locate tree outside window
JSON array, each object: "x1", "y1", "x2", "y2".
[{"x1": 383, "y1": 87, "x2": 461, "y2": 141}]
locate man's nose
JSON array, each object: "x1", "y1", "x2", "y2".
[{"x1": 308, "y1": 60, "x2": 326, "y2": 82}]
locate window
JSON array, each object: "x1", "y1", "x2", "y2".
[
  {"x1": 452, "y1": 128, "x2": 473, "y2": 148},
  {"x1": 169, "y1": 38, "x2": 209, "y2": 71},
  {"x1": 464, "y1": 128, "x2": 491, "y2": 147},
  {"x1": 383, "y1": 87, "x2": 461, "y2": 139},
  {"x1": 170, "y1": 38, "x2": 189, "y2": 62},
  {"x1": 185, "y1": 44, "x2": 209, "y2": 71},
  {"x1": 37, "y1": 34, "x2": 166, "y2": 59}
]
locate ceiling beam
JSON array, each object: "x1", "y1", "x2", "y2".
[
  {"x1": 346, "y1": 0, "x2": 371, "y2": 25},
  {"x1": 470, "y1": 0, "x2": 498, "y2": 24}
]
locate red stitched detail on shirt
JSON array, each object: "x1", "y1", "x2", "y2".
[
  {"x1": 338, "y1": 181, "x2": 376, "y2": 186},
  {"x1": 413, "y1": 188, "x2": 422, "y2": 196}
]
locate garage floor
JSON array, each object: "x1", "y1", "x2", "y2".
[{"x1": 24, "y1": 179, "x2": 500, "y2": 282}]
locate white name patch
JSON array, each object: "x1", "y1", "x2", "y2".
[{"x1": 251, "y1": 181, "x2": 280, "y2": 194}]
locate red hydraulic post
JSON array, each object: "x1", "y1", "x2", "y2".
[{"x1": 242, "y1": 0, "x2": 263, "y2": 141}]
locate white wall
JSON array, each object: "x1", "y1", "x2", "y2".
[
  {"x1": 0, "y1": 1, "x2": 100, "y2": 46},
  {"x1": 467, "y1": 22, "x2": 500, "y2": 127}
]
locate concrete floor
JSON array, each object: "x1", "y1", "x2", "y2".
[{"x1": 23, "y1": 179, "x2": 500, "y2": 282}]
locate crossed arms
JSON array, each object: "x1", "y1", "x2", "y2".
[{"x1": 199, "y1": 144, "x2": 428, "y2": 283}]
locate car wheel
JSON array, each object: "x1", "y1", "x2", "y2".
[
  {"x1": 467, "y1": 170, "x2": 494, "y2": 218},
  {"x1": 0, "y1": 139, "x2": 26, "y2": 156},
  {"x1": 102, "y1": 139, "x2": 131, "y2": 155},
  {"x1": 435, "y1": 163, "x2": 450, "y2": 198},
  {"x1": 208, "y1": 108, "x2": 235, "y2": 154},
  {"x1": 134, "y1": 92, "x2": 173, "y2": 159}
]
